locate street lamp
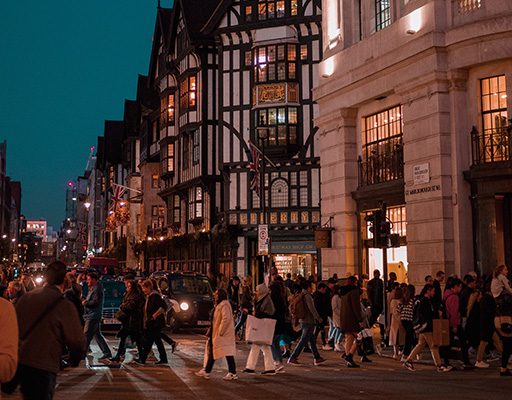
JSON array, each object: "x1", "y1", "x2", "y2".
[{"x1": 84, "y1": 201, "x2": 91, "y2": 210}]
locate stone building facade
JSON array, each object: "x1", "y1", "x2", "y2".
[{"x1": 315, "y1": 0, "x2": 512, "y2": 283}]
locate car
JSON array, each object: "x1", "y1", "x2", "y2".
[
  {"x1": 100, "y1": 278, "x2": 126, "y2": 327},
  {"x1": 151, "y1": 272, "x2": 214, "y2": 331}
]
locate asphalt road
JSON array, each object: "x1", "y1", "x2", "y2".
[{"x1": 6, "y1": 330, "x2": 512, "y2": 400}]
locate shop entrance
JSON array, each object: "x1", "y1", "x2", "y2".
[{"x1": 272, "y1": 253, "x2": 317, "y2": 280}]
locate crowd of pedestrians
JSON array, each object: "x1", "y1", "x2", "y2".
[{"x1": 1, "y1": 261, "x2": 512, "y2": 397}]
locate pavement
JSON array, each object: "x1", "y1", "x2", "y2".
[{"x1": 4, "y1": 330, "x2": 512, "y2": 400}]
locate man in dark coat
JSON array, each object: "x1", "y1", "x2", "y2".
[
  {"x1": 340, "y1": 276, "x2": 363, "y2": 368},
  {"x1": 137, "y1": 280, "x2": 168, "y2": 365}
]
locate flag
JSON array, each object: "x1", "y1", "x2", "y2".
[
  {"x1": 108, "y1": 183, "x2": 127, "y2": 214},
  {"x1": 249, "y1": 142, "x2": 261, "y2": 197},
  {"x1": 77, "y1": 222, "x2": 87, "y2": 245}
]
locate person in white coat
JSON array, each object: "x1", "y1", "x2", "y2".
[
  {"x1": 196, "y1": 289, "x2": 238, "y2": 380},
  {"x1": 243, "y1": 284, "x2": 276, "y2": 375}
]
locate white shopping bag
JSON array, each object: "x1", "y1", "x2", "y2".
[{"x1": 245, "y1": 315, "x2": 276, "y2": 345}]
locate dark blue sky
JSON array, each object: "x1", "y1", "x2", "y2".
[{"x1": 0, "y1": 1, "x2": 167, "y2": 228}]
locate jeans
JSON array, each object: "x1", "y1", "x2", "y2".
[
  {"x1": 501, "y1": 336, "x2": 512, "y2": 369},
  {"x1": 84, "y1": 319, "x2": 111, "y2": 357},
  {"x1": 401, "y1": 320, "x2": 416, "y2": 356},
  {"x1": 19, "y1": 364, "x2": 56, "y2": 400},
  {"x1": 204, "y1": 339, "x2": 236, "y2": 374},
  {"x1": 331, "y1": 327, "x2": 344, "y2": 345},
  {"x1": 246, "y1": 344, "x2": 274, "y2": 371},
  {"x1": 441, "y1": 326, "x2": 470, "y2": 365},
  {"x1": 140, "y1": 328, "x2": 167, "y2": 363},
  {"x1": 314, "y1": 322, "x2": 327, "y2": 346},
  {"x1": 289, "y1": 322, "x2": 320, "y2": 360},
  {"x1": 406, "y1": 332, "x2": 442, "y2": 367},
  {"x1": 235, "y1": 312, "x2": 247, "y2": 334}
]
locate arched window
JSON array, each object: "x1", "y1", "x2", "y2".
[{"x1": 271, "y1": 178, "x2": 289, "y2": 208}]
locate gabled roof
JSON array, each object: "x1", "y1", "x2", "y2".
[
  {"x1": 148, "y1": 7, "x2": 174, "y2": 84},
  {"x1": 136, "y1": 75, "x2": 159, "y2": 112},
  {"x1": 104, "y1": 121, "x2": 124, "y2": 166},
  {"x1": 201, "y1": 0, "x2": 233, "y2": 35},
  {"x1": 123, "y1": 100, "x2": 139, "y2": 139},
  {"x1": 179, "y1": 0, "x2": 219, "y2": 42}
]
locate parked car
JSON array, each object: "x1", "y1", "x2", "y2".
[
  {"x1": 101, "y1": 278, "x2": 125, "y2": 327},
  {"x1": 150, "y1": 272, "x2": 214, "y2": 331}
]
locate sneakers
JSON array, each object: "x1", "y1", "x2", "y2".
[
  {"x1": 437, "y1": 365, "x2": 453, "y2": 372},
  {"x1": 334, "y1": 344, "x2": 344, "y2": 352},
  {"x1": 98, "y1": 354, "x2": 112, "y2": 360},
  {"x1": 242, "y1": 368, "x2": 256, "y2": 374},
  {"x1": 314, "y1": 357, "x2": 326, "y2": 366},
  {"x1": 361, "y1": 356, "x2": 372, "y2": 363},
  {"x1": 223, "y1": 372, "x2": 239, "y2": 381},
  {"x1": 195, "y1": 369, "x2": 210, "y2": 379},
  {"x1": 322, "y1": 344, "x2": 333, "y2": 351},
  {"x1": 287, "y1": 358, "x2": 301, "y2": 365},
  {"x1": 404, "y1": 361, "x2": 415, "y2": 371},
  {"x1": 475, "y1": 361, "x2": 490, "y2": 369},
  {"x1": 155, "y1": 360, "x2": 168, "y2": 365},
  {"x1": 261, "y1": 370, "x2": 276, "y2": 375},
  {"x1": 275, "y1": 363, "x2": 285, "y2": 373}
]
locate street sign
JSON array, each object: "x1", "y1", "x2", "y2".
[
  {"x1": 258, "y1": 224, "x2": 269, "y2": 256},
  {"x1": 413, "y1": 163, "x2": 430, "y2": 185}
]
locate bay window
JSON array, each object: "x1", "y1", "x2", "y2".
[
  {"x1": 257, "y1": 106, "x2": 298, "y2": 146},
  {"x1": 180, "y1": 75, "x2": 197, "y2": 113},
  {"x1": 161, "y1": 141, "x2": 175, "y2": 175},
  {"x1": 160, "y1": 93, "x2": 175, "y2": 128},
  {"x1": 189, "y1": 187, "x2": 203, "y2": 220}
]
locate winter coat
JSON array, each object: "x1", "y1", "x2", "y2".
[
  {"x1": 389, "y1": 298, "x2": 405, "y2": 346},
  {"x1": 212, "y1": 299, "x2": 236, "y2": 360},
  {"x1": 415, "y1": 296, "x2": 436, "y2": 333},
  {"x1": 367, "y1": 278, "x2": 384, "y2": 312},
  {"x1": 240, "y1": 285, "x2": 253, "y2": 312},
  {"x1": 120, "y1": 289, "x2": 144, "y2": 334},
  {"x1": 144, "y1": 291, "x2": 167, "y2": 331},
  {"x1": 270, "y1": 288, "x2": 287, "y2": 334},
  {"x1": 443, "y1": 289, "x2": 461, "y2": 328},
  {"x1": 313, "y1": 290, "x2": 332, "y2": 320},
  {"x1": 340, "y1": 286, "x2": 363, "y2": 332},
  {"x1": 254, "y1": 287, "x2": 275, "y2": 319},
  {"x1": 83, "y1": 281, "x2": 104, "y2": 321},
  {"x1": 331, "y1": 294, "x2": 342, "y2": 328},
  {"x1": 301, "y1": 290, "x2": 322, "y2": 325}
]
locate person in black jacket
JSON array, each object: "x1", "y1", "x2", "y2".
[
  {"x1": 367, "y1": 270, "x2": 385, "y2": 342},
  {"x1": 111, "y1": 279, "x2": 144, "y2": 362},
  {"x1": 403, "y1": 284, "x2": 451, "y2": 372},
  {"x1": 313, "y1": 283, "x2": 332, "y2": 350},
  {"x1": 432, "y1": 271, "x2": 445, "y2": 316},
  {"x1": 269, "y1": 280, "x2": 287, "y2": 371},
  {"x1": 136, "y1": 279, "x2": 168, "y2": 365}
]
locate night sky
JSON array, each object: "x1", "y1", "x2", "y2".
[{"x1": 0, "y1": 1, "x2": 168, "y2": 229}]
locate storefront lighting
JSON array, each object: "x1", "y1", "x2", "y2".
[
  {"x1": 147, "y1": 236, "x2": 153, "y2": 241},
  {"x1": 2, "y1": 234, "x2": 6, "y2": 239},
  {"x1": 159, "y1": 236, "x2": 165, "y2": 241}
]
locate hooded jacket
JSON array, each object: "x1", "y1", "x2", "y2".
[{"x1": 443, "y1": 288, "x2": 460, "y2": 328}]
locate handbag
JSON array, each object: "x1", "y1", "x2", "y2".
[
  {"x1": 245, "y1": 315, "x2": 276, "y2": 345},
  {"x1": 115, "y1": 309, "x2": 129, "y2": 323}
]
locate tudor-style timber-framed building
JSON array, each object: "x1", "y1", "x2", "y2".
[
  {"x1": 135, "y1": 1, "x2": 324, "y2": 281},
  {"x1": 204, "y1": 0, "x2": 324, "y2": 282}
]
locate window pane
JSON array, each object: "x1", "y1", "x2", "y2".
[{"x1": 289, "y1": 108, "x2": 298, "y2": 124}]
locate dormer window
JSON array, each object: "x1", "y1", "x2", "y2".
[{"x1": 244, "y1": 0, "x2": 299, "y2": 22}]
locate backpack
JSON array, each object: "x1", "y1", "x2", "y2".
[{"x1": 289, "y1": 292, "x2": 306, "y2": 322}]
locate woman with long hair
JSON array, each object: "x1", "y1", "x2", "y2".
[
  {"x1": 399, "y1": 284, "x2": 416, "y2": 360},
  {"x1": 111, "y1": 279, "x2": 145, "y2": 362},
  {"x1": 196, "y1": 288, "x2": 238, "y2": 380}
]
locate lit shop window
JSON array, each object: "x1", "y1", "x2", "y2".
[
  {"x1": 180, "y1": 75, "x2": 197, "y2": 112},
  {"x1": 480, "y1": 75, "x2": 508, "y2": 162}
]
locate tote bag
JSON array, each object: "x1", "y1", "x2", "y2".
[{"x1": 245, "y1": 315, "x2": 276, "y2": 345}]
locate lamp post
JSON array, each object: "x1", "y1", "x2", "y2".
[{"x1": 257, "y1": 118, "x2": 271, "y2": 280}]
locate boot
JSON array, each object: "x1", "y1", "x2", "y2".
[{"x1": 346, "y1": 354, "x2": 359, "y2": 368}]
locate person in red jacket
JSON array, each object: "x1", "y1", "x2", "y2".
[{"x1": 442, "y1": 278, "x2": 470, "y2": 367}]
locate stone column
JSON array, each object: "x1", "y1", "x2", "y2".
[
  {"x1": 317, "y1": 108, "x2": 359, "y2": 278},
  {"x1": 399, "y1": 73, "x2": 456, "y2": 285}
]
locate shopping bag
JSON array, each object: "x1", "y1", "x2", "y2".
[
  {"x1": 433, "y1": 319, "x2": 450, "y2": 346},
  {"x1": 245, "y1": 315, "x2": 276, "y2": 345}
]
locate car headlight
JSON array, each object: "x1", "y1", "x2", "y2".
[
  {"x1": 35, "y1": 277, "x2": 43, "y2": 284},
  {"x1": 180, "y1": 302, "x2": 189, "y2": 311}
]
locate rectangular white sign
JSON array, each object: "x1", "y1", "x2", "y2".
[
  {"x1": 258, "y1": 224, "x2": 269, "y2": 256},
  {"x1": 413, "y1": 163, "x2": 430, "y2": 185}
]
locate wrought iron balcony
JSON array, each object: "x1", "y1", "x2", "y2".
[
  {"x1": 471, "y1": 123, "x2": 512, "y2": 165},
  {"x1": 358, "y1": 142, "x2": 404, "y2": 187}
]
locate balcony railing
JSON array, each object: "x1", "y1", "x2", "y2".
[
  {"x1": 358, "y1": 144, "x2": 404, "y2": 188},
  {"x1": 471, "y1": 124, "x2": 512, "y2": 165}
]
